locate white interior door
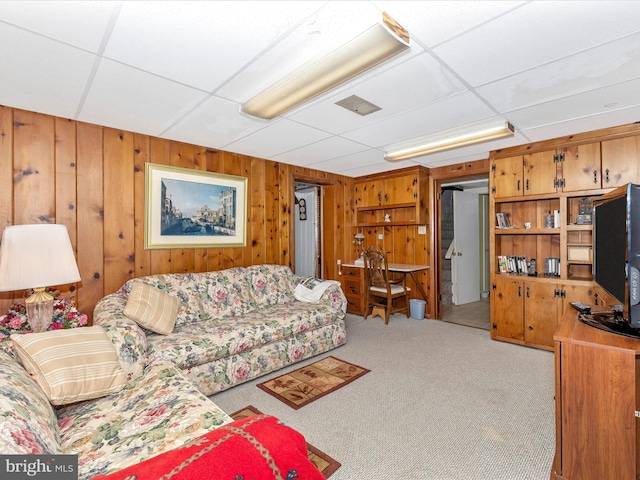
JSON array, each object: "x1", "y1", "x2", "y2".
[
  {"x1": 294, "y1": 189, "x2": 317, "y2": 277},
  {"x1": 452, "y1": 190, "x2": 481, "y2": 305}
]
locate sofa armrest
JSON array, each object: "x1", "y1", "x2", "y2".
[
  {"x1": 93, "y1": 293, "x2": 147, "y2": 382},
  {"x1": 319, "y1": 281, "x2": 348, "y2": 314},
  {"x1": 292, "y1": 275, "x2": 347, "y2": 315}
]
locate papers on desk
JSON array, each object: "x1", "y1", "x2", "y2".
[{"x1": 294, "y1": 277, "x2": 340, "y2": 303}]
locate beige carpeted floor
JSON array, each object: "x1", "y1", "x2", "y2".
[{"x1": 212, "y1": 313, "x2": 555, "y2": 479}]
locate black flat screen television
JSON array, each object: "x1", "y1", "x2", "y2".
[{"x1": 590, "y1": 182, "x2": 640, "y2": 336}]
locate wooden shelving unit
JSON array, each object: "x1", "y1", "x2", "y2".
[{"x1": 489, "y1": 126, "x2": 640, "y2": 350}]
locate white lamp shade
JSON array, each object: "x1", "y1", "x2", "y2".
[{"x1": 0, "y1": 224, "x2": 81, "y2": 292}]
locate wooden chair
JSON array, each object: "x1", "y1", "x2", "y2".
[{"x1": 362, "y1": 246, "x2": 411, "y2": 324}]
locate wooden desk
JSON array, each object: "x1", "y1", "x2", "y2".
[
  {"x1": 339, "y1": 263, "x2": 429, "y2": 316},
  {"x1": 552, "y1": 309, "x2": 640, "y2": 480}
]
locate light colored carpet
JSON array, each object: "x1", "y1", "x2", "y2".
[{"x1": 211, "y1": 314, "x2": 555, "y2": 479}]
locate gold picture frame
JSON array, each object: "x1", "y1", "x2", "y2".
[{"x1": 145, "y1": 163, "x2": 247, "y2": 249}]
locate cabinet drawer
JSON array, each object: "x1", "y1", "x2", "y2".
[
  {"x1": 342, "y1": 266, "x2": 361, "y2": 278},
  {"x1": 344, "y1": 278, "x2": 362, "y2": 296}
]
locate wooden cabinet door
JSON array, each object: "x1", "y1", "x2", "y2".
[
  {"x1": 523, "y1": 150, "x2": 558, "y2": 195},
  {"x1": 382, "y1": 175, "x2": 417, "y2": 205},
  {"x1": 561, "y1": 284, "x2": 595, "y2": 316},
  {"x1": 492, "y1": 155, "x2": 523, "y2": 198},
  {"x1": 355, "y1": 180, "x2": 382, "y2": 207},
  {"x1": 562, "y1": 143, "x2": 602, "y2": 192},
  {"x1": 491, "y1": 277, "x2": 524, "y2": 341},
  {"x1": 524, "y1": 282, "x2": 558, "y2": 348},
  {"x1": 601, "y1": 136, "x2": 640, "y2": 188}
]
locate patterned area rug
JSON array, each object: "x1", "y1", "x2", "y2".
[
  {"x1": 256, "y1": 356, "x2": 370, "y2": 409},
  {"x1": 230, "y1": 405, "x2": 341, "y2": 478}
]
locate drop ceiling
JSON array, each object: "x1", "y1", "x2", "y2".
[{"x1": 1, "y1": 1, "x2": 640, "y2": 177}]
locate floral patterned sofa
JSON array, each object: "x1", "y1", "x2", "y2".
[
  {"x1": 0, "y1": 332, "x2": 324, "y2": 480},
  {"x1": 94, "y1": 264, "x2": 348, "y2": 396},
  {"x1": 0, "y1": 263, "x2": 345, "y2": 479}
]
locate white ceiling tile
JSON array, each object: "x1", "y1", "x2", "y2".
[
  {"x1": 106, "y1": 1, "x2": 324, "y2": 92},
  {"x1": 164, "y1": 96, "x2": 266, "y2": 149},
  {"x1": 520, "y1": 105, "x2": 640, "y2": 143},
  {"x1": 372, "y1": 1, "x2": 526, "y2": 47},
  {"x1": 79, "y1": 59, "x2": 209, "y2": 136},
  {"x1": 288, "y1": 52, "x2": 464, "y2": 134},
  {"x1": 434, "y1": 1, "x2": 640, "y2": 87},
  {"x1": 324, "y1": 149, "x2": 405, "y2": 175},
  {"x1": 343, "y1": 91, "x2": 496, "y2": 148},
  {"x1": 0, "y1": 1, "x2": 116, "y2": 52},
  {"x1": 478, "y1": 33, "x2": 640, "y2": 113},
  {"x1": 0, "y1": 23, "x2": 95, "y2": 118},
  {"x1": 416, "y1": 152, "x2": 490, "y2": 169},
  {"x1": 224, "y1": 119, "x2": 332, "y2": 158},
  {"x1": 272, "y1": 136, "x2": 369, "y2": 166},
  {"x1": 505, "y1": 78, "x2": 640, "y2": 131}
]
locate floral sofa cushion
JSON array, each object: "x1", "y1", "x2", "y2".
[
  {"x1": 245, "y1": 264, "x2": 297, "y2": 306},
  {"x1": 117, "y1": 269, "x2": 256, "y2": 329},
  {"x1": 94, "y1": 300, "x2": 147, "y2": 382},
  {"x1": 146, "y1": 300, "x2": 342, "y2": 370},
  {"x1": 57, "y1": 358, "x2": 233, "y2": 480},
  {"x1": 199, "y1": 267, "x2": 257, "y2": 318},
  {"x1": 0, "y1": 349, "x2": 61, "y2": 454}
]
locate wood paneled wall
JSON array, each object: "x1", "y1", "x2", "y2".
[{"x1": 0, "y1": 107, "x2": 355, "y2": 320}]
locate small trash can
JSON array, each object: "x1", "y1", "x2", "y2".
[{"x1": 410, "y1": 299, "x2": 426, "y2": 319}]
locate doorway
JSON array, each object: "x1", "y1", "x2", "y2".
[
  {"x1": 294, "y1": 183, "x2": 322, "y2": 278},
  {"x1": 439, "y1": 177, "x2": 490, "y2": 330}
]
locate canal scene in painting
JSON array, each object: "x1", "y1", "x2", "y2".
[{"x1": 161, "y1": 178, "x2": 237, "y2": 236}]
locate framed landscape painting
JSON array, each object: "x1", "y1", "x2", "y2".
[{"x1": 145, "y1": 163, "x2": 247, "y2": 249}]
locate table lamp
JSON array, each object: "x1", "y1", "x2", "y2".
[{"x1": 0, "y1": 224, "x2": 81, "y2": 332}]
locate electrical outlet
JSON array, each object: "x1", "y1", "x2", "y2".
[{"x1": 418, "y1": 225, "x2": 427, "y2": 235}]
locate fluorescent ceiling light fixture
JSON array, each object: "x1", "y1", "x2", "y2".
[
  {"x1": 241, "y1": 12, "x2": 410, "y2": 120},
  {"x1": 385, "y1": 122, "x2": 515, "y2": 162}
]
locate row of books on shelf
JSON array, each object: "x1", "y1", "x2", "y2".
[
  {"x1": 497, "y1": 255, "x2": 528, "y2": 274},
  {"x1": 544, "y1": 257, "x2": 561, "y2": 277},
  {"x1": 495, "y1": 212, "x2": 513, "y2": 228},
  {"x1": 497, "y1": 256, "x2": 561, "y2": 276}
]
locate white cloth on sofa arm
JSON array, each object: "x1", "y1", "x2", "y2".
[{"x1": 294, "y1": 278, "x2": 340, "y2": 303}]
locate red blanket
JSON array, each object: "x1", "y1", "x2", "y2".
[{"x1": 93, "y1": 414, "x2": 325, "y2": 480}]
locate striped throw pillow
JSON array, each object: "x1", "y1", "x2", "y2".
[
  {"x1": 11, "y1": 326, "x2": 127, "y2": 406},
  {"x1": 123, "y1": 282, "x2": 180, "y2": 335}
]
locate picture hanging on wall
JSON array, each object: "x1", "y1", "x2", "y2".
[{"x1": 145, "y1": 163, "x2": 247, "y2": 249}]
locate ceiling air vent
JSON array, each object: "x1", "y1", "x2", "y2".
[{"x1": 335, "y1": 95, "x2": 381, "y2": 116}]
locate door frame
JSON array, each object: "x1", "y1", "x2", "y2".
[
  {"x1": 430, "y1": 173, "x2": 488, "y2": 319},
  {"x1": 290, "y1": 173, "x2": 336, "y2": 279}
]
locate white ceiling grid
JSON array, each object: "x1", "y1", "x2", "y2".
[{"x1": 0, "y1": 1, "x2": 638, "y2": 175}]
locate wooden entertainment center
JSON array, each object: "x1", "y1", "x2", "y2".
[
  {"x1": 489, "y1": 123, "x2": 640, "y2": 351},
  {"x1": 552, "y1": 309, "x2": 640, "y2": 480}
]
